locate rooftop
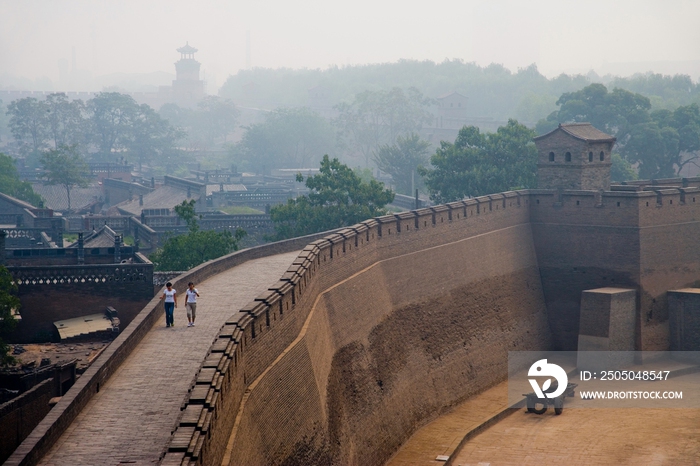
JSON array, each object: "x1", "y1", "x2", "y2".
[
  {"x1": 116, "y1": 185, "x2": 196, "y2": 216},
  {"x1": 534, "y1": 123, "x2": 616, "y2": 143}
]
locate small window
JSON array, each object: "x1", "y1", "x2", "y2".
[
  {"x1": 600, "y1": 151, "x2": 605, "y2": 161},
  {"x1": 617, "y1": 202, "x2": 620, "y2": 207},
  {"x1": 549, "y1": 152, "x2": 555, "y2": 162},
  {"x1": 588, "y1": 152, "x2": 593, "y2": 162},
  {"x1": 565, "y1": 152, "x2": 572, "y2": 162},
  {"x1": 576, "y1": 200, "x2": 580, "y2": 205}
]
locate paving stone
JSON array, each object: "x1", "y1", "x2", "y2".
[{"x1": 38, "y1": 251, "x2": 301, "y2": 466}]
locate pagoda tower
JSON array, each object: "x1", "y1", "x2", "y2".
[{"x1": 171, "y1": 42, "x2": 205, "y2": 107}]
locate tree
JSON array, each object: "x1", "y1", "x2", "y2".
[
  {"x1": 86, "y1": 92, "x2": 140, "y2": 160},
  {"x1": 611, "y1": 153, "x2": 638, "y2": 182},
  {"x1": 7, "y1": 97, "x2": 49, "y2": 156},
  {"x1": 195, "y1": 96, "x2": 239, "y2": 145},
  {"x1": 129, "y1": 104, "x2": 183, "y2": 173},
  {"x1": 236, "y1": 107, "x2": 337, "y2": 174},
  {"x1": 374, "y1": 133, "x2": 430, "y2": 195},
  {"x1": 149, "y1": 200, "x2": 246, "y2": 271},
  {"x1": 45, "y1": 93, "x2": 86, "y2": 149},
  {"x1": 334, "y1": 87, "x2": 433, "y2": 167},
  {"x1": 0, "y1": 265, "x2": 20, "y2": 367},
  {"x1": 40, "y1": 145, "x2": 90, "y2": 210},
  {"x1": 538, "y1": 84, "x2": 700, "y2": 179},
  {"x1": 269, "y1": 155, "x2": 394, "y2": 240},
  {"x1": 420, "y1": 120, "x2": 537, "y2": 203},
  {"x1": 0, "y1": 153, "x2": 44, "y2": 206}
]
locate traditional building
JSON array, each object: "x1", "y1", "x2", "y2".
[
  {"x1": 534, "y1": 123, "x2": 616, "y2": 191},
  {"x1": 158, "y1": 43, "x2": 205, "y2": 108}
]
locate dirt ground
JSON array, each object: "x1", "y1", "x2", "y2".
[{"x1": 10, "y1": 340, "x2": 110, "y2": 373}]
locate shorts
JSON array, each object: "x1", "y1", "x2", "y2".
[{"x1": 186, "y1": 303, "x2": 197, "y2": 319}]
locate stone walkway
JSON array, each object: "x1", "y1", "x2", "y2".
[
  {"x1": 39, "y1": 251, "x2": 300, "y2": 466},
  {"x1": 386, "y1": 384, "x2": 507, "y2": 466}
]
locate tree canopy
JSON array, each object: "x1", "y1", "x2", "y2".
[
  {"x1": 234, "y1": 107, "x2": 337, "y2": 175},
  {"x1": 0, "y1": 153, "x2": 44, "y2": 206},
  {"x1": 538, "y1": 84, "x2": 700, "y2": 179},
  {"x1": 420, "y1": 119, "x2": 537, "y2": 203},
  {"x1": 374, "y1": 133, "x2": 431, "y2": 195},
  {"x1": 5, "y1": 92, "x2": 182, "y2": 173},
  {"x1": 269, "y1": 155, "x2": 394, "y2": 240},
  {"x1": 149, "y1": 200, "x2": 246, "y2": 271},
  {"x1": 40, "y1": 145, "x2": 90, "y2": 210},
  {"x1": 334, "y1": 87, "x2": 433, "y2": 167}
]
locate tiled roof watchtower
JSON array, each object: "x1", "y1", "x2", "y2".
[{"x1": 534, "y1": 123, "x2": 616, "y2": 191}]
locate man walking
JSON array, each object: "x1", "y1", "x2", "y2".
[
  {"x1": 185, "y1": 282, "x2": 200, "y2": 327},
  {"x1": 160, "y1": 282, "x2": 177, "y2": 327}
]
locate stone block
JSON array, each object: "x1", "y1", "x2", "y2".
[{"x1": 578, "y1": 287, "x2": 636, "y2": 356}]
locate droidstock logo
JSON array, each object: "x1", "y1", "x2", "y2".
[{"x1": 528, "y1": 359, "x2": 568, "y2": 399}]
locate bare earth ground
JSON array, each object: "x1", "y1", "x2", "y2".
[
  {"x1": 389, "y1": 375, "x2": 700, "y2": 466},
  {"x1": 11, "y1": 341, "x2": 109, "y2": 373}
]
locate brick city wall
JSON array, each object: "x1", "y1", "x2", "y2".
[
  {"x1": 10, "y1": 178, "x2": 700, "y2": 466},
  {"x1": 7, "y1": 260, "x2": 154, "y2": 341},
  {"x1": 0, "y1": 379, "x2": 54, "y2": 464},
  {"x1": 164, "y1": 192, "x2": 555, "y2": 465}
]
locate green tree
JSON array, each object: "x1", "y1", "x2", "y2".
[
  {"x1": 86, "y1": 92, "x2": 140, "y2": 160},
  {"x1": 374, "y1": 133, "x2": 430, "y2": 195},
  {"x1": 129, "y1": 104, "x2": 183, "y2": 173},
  {"x1": 334, "y1": 87, "x2": 433, "y2": 167},
  {"x1": 45, "y1": 93, "x2": 86, "y2": 149},
  {"x1": 149, "y1": 200, "x2": 246, "y2": 271},
  {"x1": 40, "y1": 145, "x2": 90, "y2": 210},
  {"x1": 0, "y1": 153, "x2": 44, "y2": 206},
  {"x1": 420, "y1": 120, "x2": 537, "y2": 203},
  {"x1": 0, "y1": 265, "x2": 20, "y2": 367},
  {"x1": 236, "y1": 107, "x2": 337, "y2": 174},
  {"x1": 195, "y1": 96, "x2": 239, "y2": 145},
  {"x1": 7, "y1": 97, "x2": 49, "y2": 157},
  {"x1": 269, "y1": 155, "x2": 394, "y2": 240},
  {"x1": 610, "y1": 153, "x2": 638, "y2": 182}
]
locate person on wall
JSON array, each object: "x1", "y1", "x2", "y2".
[
  {"x1": 159, "y1": 282, "x2": 177, "y2": 327},
  {"x1": 185, "y1": 282, "x2": 200, "y2": 327}
]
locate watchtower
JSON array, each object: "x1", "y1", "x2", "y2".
[
  {"x1": 534, "y1": 123, "x2": 616, "y2": 191},
  {"x1": 172, "y1": 42, "x2": 205, "y2": 107}
]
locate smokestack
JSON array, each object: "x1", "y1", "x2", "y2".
[{"x1": 139, "y1": 194, "x2": 143, "y2": 206}]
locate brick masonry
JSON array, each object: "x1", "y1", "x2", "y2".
[{"x1": 8, "y1": 177, "x2": 700, "y2": 465}]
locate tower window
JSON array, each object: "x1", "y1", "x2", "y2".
[
  {"x1": 549, "y1": 152, "x2": 555, "y2": 162},
  {"x1": 565, "y1": 152, "x2": 572, "y2": 162},
  {"x1": 588, "y1": 151, "x2": 593, "y2": 162},
  {"x1": 600, "y1": 151, "x2": 605, "y2": 161}
]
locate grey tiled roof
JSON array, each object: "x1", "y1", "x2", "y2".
[
  {"x1": 205, "y1": 184, "x2": 247, "y2": 195},
  {"x1": 31, "y1": 183, "x2": 103, "y2": 212},
  {"x1": 116, "y1": 186, "x2": 196, "y2": 216},
  {"x1": 535, "y1": 123, "x2": 616, "y2": 142}
]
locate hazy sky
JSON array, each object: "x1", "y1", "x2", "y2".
[{"x1": 1, "y1": 0, "x2": 699, "y2": 91}]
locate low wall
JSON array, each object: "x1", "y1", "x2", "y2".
[
  {"x1": 163, "y1": 192, "x2": 553, "y2": 465},
  {"x1": 5, "y1": 231, "x2": 336, "y2": 466},
  {"x1": 0, "y1": 379, "x2": 54, "y2": 465}
]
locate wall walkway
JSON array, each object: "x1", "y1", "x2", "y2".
[{"x1": 34, "y1": 251, "x2": 301, "y2": 466}]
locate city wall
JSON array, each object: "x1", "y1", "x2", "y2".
[
  {"x1": 165, "y1": 183, "x2": 700, "y2": 466},
  {"x1": 8, "y1": 181, "x2": 700, "y2": 465},
  {"x1": 165, "y1": 192, "x2": 555, "y2": 465}
]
